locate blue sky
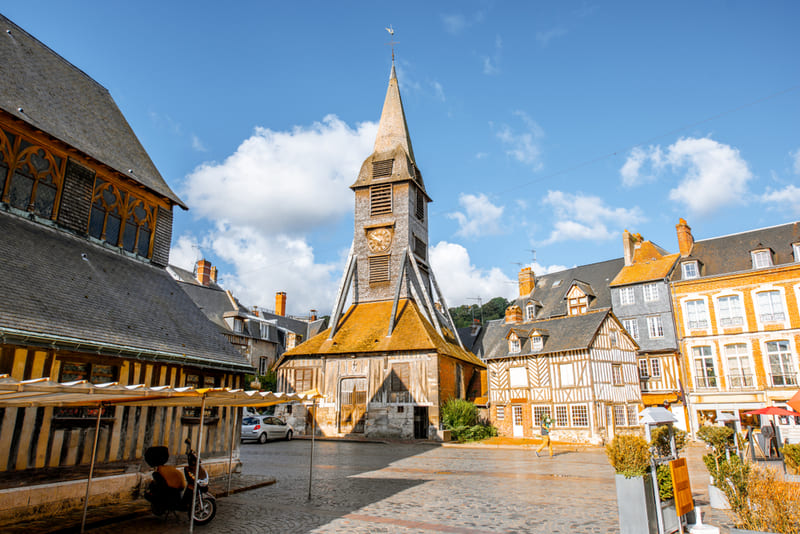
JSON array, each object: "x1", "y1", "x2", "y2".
[{"x1": 5, "y1": 2, "x2": 799, "y2": 316}]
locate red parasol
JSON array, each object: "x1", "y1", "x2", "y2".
[
  {"x1": 744, "y1": 406, "x2": 799, "y2": 417},
  {"x1": 789, "y1": 391, "x2": 800, "y2": 414}
]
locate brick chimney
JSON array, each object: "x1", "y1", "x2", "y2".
[
  {"x1": 275, "y1": 292, "x2": 286, "y2": 317},
  {"x1": 518, "y1": 267, "x2": 535, "y2": 297},
  {"x1": 676, "y1": 218, "x2": 694, "y2": 257},
  {"x1": 196, "y1": 259, "x2": 212, "y2": 286},
  {"x1": 505, "y1": 305, "x2": 522, "y2": 324},
  {"x1": 210, "y1": 266, "x2": 218, "y2": 283},
  {"x1": 252, "y1": 306, "x2": 260, "y2": 317},
  {"x1": 309, "y1": 309, "x2": 317, "y2": 321}
]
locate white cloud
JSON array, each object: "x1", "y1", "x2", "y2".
[
  {"x1": 481, "y1": 35, "x2": 503, "y2": 75},
  {"x1": 172, "y1": 115, "x2": 377, "y2": 315},
  {"x1": 429, "y1": 241, "x2": 517, "y2": 306},
  {"x1": 536, "y1": 27, "x2": 567, "y2": 46},
  {"x1": 529, "y1": 261, "x2": 570, "y2": 275},
  {"x1": 442, "y1": 14, "x2": 468, "y2": 34},
  {"x1": 791, "y1": 148, "x2": 800, "y2": 175},
  {"x1": 620, "y1": 137, "x2": 752, "y2": 216},
  {"x1": 191, "y1": 134, "x2": 207, "y2": 152},
  {"x1": 760, "y1": 185, "x2": 800, "y2": 215},
  {"x1": 169, "y1": 234, "x2": 202, "y2": 270},
  {"x1": 540, "y1": 190, "x2": 644, "y2": 244},
  {"x1": 495, "y1": 111, "x2": 544, "y2": 169},
  {"x1": 432, "y1": 81, "x2": 446, "y2": 102},
  {"x1": 183, "y1": 115, "x2": 376, "y2": 235},
  {"x1": 448, "y1": 193, "x2": 505, "y2": 238}
]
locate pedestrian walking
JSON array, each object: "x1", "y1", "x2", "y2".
[{"x1": 535, "y1": 415, "x2": 554, "y2": 457}]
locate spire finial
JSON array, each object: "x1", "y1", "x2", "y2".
[{"x1": 385, "y1": 25, "x2": 397, "y2": 63}]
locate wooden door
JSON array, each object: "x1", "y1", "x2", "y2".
[{"x1": 339, "y1": 377, "x2": 367, "y2": 433}]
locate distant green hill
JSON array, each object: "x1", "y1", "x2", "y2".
[{"x1": 449, "y1": 297, "x2": 510, "y2": 329}]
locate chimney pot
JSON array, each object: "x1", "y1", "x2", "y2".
[
  {"x1": 275, "y1": 292, "x2": 287, "y2": 317},
  {"x1": 210, "y1": 266, "x2": 218, "y2": 283},
  {"x1": 518, "y1": 267, "x2": 535, "y2": 297},
  {"x1": 196, "y1": 259, "x2": 212, "y2": 286},
  {"x1": 504, "y1": 305, "x2": 523, "y2": 324},
  {"x1": 676, "y1": 218, "x2": 694, "y2": 257}
]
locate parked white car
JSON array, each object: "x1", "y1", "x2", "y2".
[{"x1": 241, "y1": 415, "x2": 293, "y2": 443}]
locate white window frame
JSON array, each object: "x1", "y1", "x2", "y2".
[
  {"x1": 681, "y1": 261, "x2": 699, "y2": 279},
  {"x1": 619, "y1": 287, "x2": 635, "y2": 305},
  {"x1": 609, "y1": 330, "x2": 617, "y2": 347},
  {"x1": 643, "y1": 283, "x2": 659, "y2": 302},
  {"x1": 724, "y1": 343, "x2": 754, "y2": 388},
  {"x1": 794, "y1": 243, "x2": 800, "y2": 262},
  {"x1": 509, "y1": 336, "x2": 521, "y2": 354},
  {"x1": 623, "y1": 318, "x2": 639, "y2": 341},
  {"x1": 649, "y1": 358, "x2": 661, "y2": 378},
  {"x1": 612, "y1": 364, "x2": 623, "y2": 386},
  {"x1": 751, "y1": 249, "x2": 772, "y2": 269},
  {"x1": 647, "y1": 315, "x2": 664, "y2": 338},
  {"x1": 532, "y1": 406, "x2": 552, "y2": 426},
  {"x1": 716, "y1": 294, "x2": 744, "y2": 327},
  {"x1": 560, "y1": 363, "x2": 575, "y2": 387},
  {"x1": 765, "y1": 340, "x2": 797, "y2": 387},
  {"x1": 571, "y1": 404, "x2": 589, "y2": 427},
  {"x1": 509, "y1": 366, "x2": 528, "y2": 388},
  {"x1": 638, "y1": 359, "x2": 649, "y2": 378},
  {"x1": 526, "y1": 303, "x2": 535, "y2": 321},
  {"x1": 685, "y1": 299, "x2": 709, "y2": 330},
  {"x1": 692, "y1": 346, "x2": 717, "y2": 389},
  {"x1": 531, "y1": 336, "x2": 543, "y2": 351},
  {"x1": 555, "y1": 405, "x2": 569, "y2": 427},
  {"x1": 756, "y1": 290, "x2": 785, "y2": 324}
]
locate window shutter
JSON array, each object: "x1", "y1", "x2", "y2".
[
  {"x1": 369, "y1": 254, "x2": 390, "y2": 283},
  {"x1": 372, "y1": 159, "x2": 394, "y2": 178},
  {"x1": 370, "y1": 184, "x2": 392, "y2": 216}
]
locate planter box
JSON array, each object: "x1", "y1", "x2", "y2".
[
  {"x1": 730, "y1": 529, "x2": 778, "y2": 534},
  {"x1": 615, "y1": 474, "x2": 658, "y2": 534},
  {"x1": 708, "y1": 484, "x2": 730, "y2": 510},
  {"x1": 660, "y1": 499, "x2": 679, "y2": 534}
]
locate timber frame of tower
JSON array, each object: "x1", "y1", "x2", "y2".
[{"x1": 275, "y1": 64, "x2": 486, "y2": 440}]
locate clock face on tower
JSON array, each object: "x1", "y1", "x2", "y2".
[{"x1": 367, "y1": 227, "x2": 393, "y2": 253}]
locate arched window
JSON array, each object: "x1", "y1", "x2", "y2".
[
  {"x1": 88, "y1": 179, "x2": 156, "y2": 258},
  {"x1": 1, "y1": 132, "x2": 64, "y2": 220},
  {"x1": 89, "y1": 179, "x2": 123, "y2": 246}
]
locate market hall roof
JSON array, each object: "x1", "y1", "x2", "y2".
[
  {"x1": 279, "y1": 299, "x2": 485, "y2": 367},
  {"x1": 0, "y1": 210, "x2": 251, "y2": 372},
  {"x1": 0, "y1": 14, "x2": 186, "y2": 209}
]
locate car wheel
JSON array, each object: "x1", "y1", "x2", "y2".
[
  {"x1": 258, "y1": 432, "x2": 268, "y2": 444},
  {"x1": 285, "y1": 430, "x2": 293, "y2": 441}
]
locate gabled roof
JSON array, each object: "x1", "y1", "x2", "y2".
[
  {"x1": 0, "y1": 211, "x2": 250, "y2": 372},
  {"x1": 0, "y1": 14, "x2": 185, "y2": 209},
  {"x1": 517, "y1": 258, "x2": 624, "y2": 319},
  {"x1": 279, "y1": 299, "x2": 484, "y2": 367},
  {"x1": 673, "y1": 221, "x2": 800, "y2": 281},
  {"x1": 479, "y1": 309, "x2": 611, "y2": 360},
  {"x1": 611, "y1": 241, "x2": 679, "y2": 286}
]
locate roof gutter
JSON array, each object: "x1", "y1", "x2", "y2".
[{"x1": 0, "y1": 326, "x2": 254, "y2": 374}]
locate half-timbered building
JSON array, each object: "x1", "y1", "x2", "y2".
[
  {"x1": 275, "y1": 63, "x2": 485, "y2": 439},
  {"x1": 609, "y1": 231, "x2": 688, "y2": 430},
  {"x1": 475, "y1": 261, "x2": 641, "y2": 444},
  {"x1": 0, "y1": 14, "x2": 252, "y2": 521}
]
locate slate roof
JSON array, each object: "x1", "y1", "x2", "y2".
[
  {"x1": 516, "y1": 258, "x2": 624, "y2": 318},
  {"x1": 0, "y1": 211, "x2": 251, "y2": 371},
  {"x1": 611, "y1": 241, "x2": 679, "y2": 286},
  {"x1": 280, "y1": 299, "x2": 485, "y2": 367},
  {"x1": 672, "y1": 221, "x2": 800, "y2": 281},
  {"x1": 479, "y1": 310, "x2": 611, "y2": 360},
  {"x1": 0, "y1": 14, "x2": 186, "y2": 209}
]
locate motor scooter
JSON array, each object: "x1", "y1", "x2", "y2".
[{"x1": 143, "y1": 438, "x2": 217, "y2": 525}]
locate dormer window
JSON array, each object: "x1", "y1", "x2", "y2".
[
  {"x1": 751, "y1": 249, "x2": 772, "y2": 269},
  {"x1": 531, "y1": 336, "x2": 543, "y2": 351},
  {"x1": 233, "y1": 317, "x2": 244, "y2": 334},
  {"x1": 525, "y1": 303, "x2": 536, "y2": 321},
  {"x1": 794, "y1": 243, "x2": 800, "y2": 262},
  {"x1": 681, "y1": 261, "x2": 699, "y2": 279},
  {"x1": 509, "y1": 334, "x2": 521, "y2": 354}
]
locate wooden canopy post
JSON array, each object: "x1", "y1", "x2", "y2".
[
  {"x1": 226, "y1": 407, "x2": 238, "y2": 496},
  {"x1": 307, "y1": 397, "x2": 317, "y2": 501},
  {"x1": 80, "y1": 402, "x2": 104, "y2": 533},
  {"x1": 188, "y1": 394, "x2": 207, "y2": 534}
]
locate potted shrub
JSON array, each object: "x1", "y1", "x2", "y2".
[
  {"x1": 782, "y1": 443, "x2": 800, "y2": 482},
  {"x1": 606, "y1": 433, "x2": 658, "y2": 534},
  {"x1": 649, "y1": 425, "x2": 688, "y2": 532},
  {"x1": 697, "y1": 425, "x2": 738, "y2": 509},
  {"x1": 727, "y1": 465, "x2": 800, "y2": 534}
]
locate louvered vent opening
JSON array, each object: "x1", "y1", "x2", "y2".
[
  {"x1": 372, "y1": 159, "x2": 394, "y2": 178},
  {"x1": 415, "y1": 187, "x2": 424, "y2": 221},
  {"x1": 370, "y1": 184, "x2": 392, "y2": 216},
  {"x1": 414, "y1": 236, "x2": 427, "y2": 261},
  {"x1": 369, "y1": 255, "x2": 391, "y2": 283}
]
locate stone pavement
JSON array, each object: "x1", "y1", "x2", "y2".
[{"x1": 11, "y1": 439, "x2": 739, "y2": 533}]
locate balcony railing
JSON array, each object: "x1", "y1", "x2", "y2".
[
  {"x1": 719, "y1": 316, "x2": 744, "y2": 327},
  {"x1": 771, "y1": 374, "x2": 798, "y2": 387},
  {"x1": 688, "y1": 320, "x2": 709, "y2": 329},
  {"x1": 695, "y1": 376, "x2": 717, "y2": 389},
  {"x1": 761, "y1": 312, "x2": 785, "y2": 323},
  {"x1": 728, "y1": 375, "x2": 754, "y2": 388}
]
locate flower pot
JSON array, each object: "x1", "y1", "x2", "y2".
[
  {"x1": 707, "y1": 483, "x2": 729, "y2": 510},
  {"x1": 615, "y1": 474, "x2": 659, "y2": 534}
]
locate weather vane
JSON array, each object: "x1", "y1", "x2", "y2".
[{"x1": 385, "y1": 25, "x2": 397, "y2": 62}]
